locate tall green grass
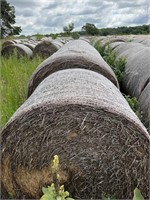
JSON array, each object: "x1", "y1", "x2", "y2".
[{"x1": 0, "y1": 54, "x2": 44, "y2": 128}]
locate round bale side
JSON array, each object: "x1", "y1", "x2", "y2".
[
  {"x1": 27, "y1": 39, "x2": 119, "y2": 97},
  {"x1": 1, "y1": 69, "x2": 149, "y2": 199},
  {"x1": 138, "y1": 82, "x2": 150, "y2": 129},
  {"x1": 33, "y1": 39, "x2": 63, "y2": 58},
  {"x1": 1, "y1": 44, "x2": 33, "y2": 58}
]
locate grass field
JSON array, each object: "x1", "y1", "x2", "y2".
[{"x1": 0, "y1": 54, "x2": 44, "y2": 128}]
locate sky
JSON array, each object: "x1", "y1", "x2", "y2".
[{"x1": 7, "y1": 0, "x2": 150, "y2": 36}]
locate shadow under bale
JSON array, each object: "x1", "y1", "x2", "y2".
[
  {"x1": 27, "y1": 39, "x2": 119, "y2": 97},
  {"x1": 1, "y1": 69, "x2": 149, "y2": 199},
  {"x1": 1, "y1": 44, "x2": 33, "y2": 58}
]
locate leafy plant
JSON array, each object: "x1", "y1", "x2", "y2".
[
  {"x1": 71, "y1": 32, "x2": 80, "y2": 39},
  {"x1": 51, "y1": 33, "x2": 57, "y2": 39},
  {"x1": 133, "y1": 188, "x2": 144, "y2": 200},
  {"x1": 36, "y1": 32, "x2": 43, "y2": 40},
  {"x1": 40, "y1": 155, "x2": 74, "y2": 200}
]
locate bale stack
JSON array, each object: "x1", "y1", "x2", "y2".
[
  {"x1": 27, "y1": 39, "x2": 119, "y2": 97},
  {"x1": 1, "y1": 43, "x2": 33, "y2": 58},
  {"x1": 1, "y1": 69, "x2": 149, "y2": 199},
  {"x1": 2, "y1": 40, "x2": 16, "y2": 48},
  {"x1": 33, "y1": 39, "x2": 63, "y2": 58}
]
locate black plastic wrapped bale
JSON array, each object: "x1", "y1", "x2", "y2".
[
  {"x1": 1, "y1": 68, "x2": 149, "y2": 199},
  {"x1": 27, "y1": 39, "x2": 119, "y2": 97},
  {"x1": 1, "y1": 44, "x2": 33, "y2": 58}
]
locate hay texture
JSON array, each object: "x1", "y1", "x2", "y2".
[
  {"x1": 21, "y1": 42, "x2": 36, "y2": 50},
  {"x1": 138, "y1": 82, "x2": 150, "y2": 129},
  {"x1": 27, "y1": 39, "x2": 119, "y2": 97},
  {"x1": 1, "y1": 69, "x2": 149, "y2": 199},
  {"x1": 33, "y1": 39, "x2": 63, "y2": 58},
  {"x1": 1, "y1": 44, "x2": 33, "y2": 58}
]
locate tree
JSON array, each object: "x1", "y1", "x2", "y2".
[
  {"x1": 63, "y1": 22, "x2": 74, "y2": 35},
  {"x1": 82, "y1": 23, "x2": 99, "y2": 35},
  {"x1": 1, "y1": 0, "x2": 22, "y2": 38}
]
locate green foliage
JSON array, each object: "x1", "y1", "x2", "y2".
[
  {"x1": 1, "y1": 0, "x2": 22, "y2": 38},
  {"x1": 124, "y1": 95, "x2": 138, "y2": 113},
  {"x1": 40, "y1": 155, "x2": 74, "y2": 200},
  {"x1": 82, "y1": 23, "x2": 99, "y2": 35},
  {"x1": 1, "y1": 53, "x2": 44, "y2": 128},
  {"x1": 133, "y1": 188, "x2": 144, "y2": 200},
  {"x1": 63, "y1": 23, "x2": 74, "y2": 35},
  {"x1": 50, "y1": 33, "x2": 58, "y2": 39},
  {"x1": 71, "y1": 32, "x2": 80, "y2": 39},
  {"x1": 94, "y1": 44, "x2": 126, "y2": 83},
  {"x1": 41, "y1": 184, "x2": 73, "y2": 200},
  {"x1": 36, "y1": 33, "x2": 44, "y2": 40}
]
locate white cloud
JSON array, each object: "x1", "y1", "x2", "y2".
[{"x1": 7, "y1": 0, "x2": 150, "y2": 35}]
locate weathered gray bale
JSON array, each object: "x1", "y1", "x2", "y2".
[
  {"x1": 33, "y1": 39, "x2": 63, "y2": 58},
  {"x1": 107, "y1": 41, "x2": 125, "y2": 50},
  {"x1": 113, "y1": 42, "x2": 146, "y2": 56},
  {"x1": 1, "y1": 69, "x2": 149, "y2": 199},
  {"x1": 120, "y1": 47, "x2": 150, "y2": 98},
  {"x1": 100, "y1": 38, "x2": 126, "y2": 48},
  {"x1": 138, "y1": 82, "x2": 150, "y2": 129},
  {"x1": 27, "y1": 39, "x2": 119, "y2": 97},
  {"x1": 21, "y1": 42, "x2": 36, "y2": 50},
  {"x1": 1, "y1": 44, "x2": 33, "y2": 58},
  {"x1": 140, "y1": 39, "x2": 150, "y2": 47}
]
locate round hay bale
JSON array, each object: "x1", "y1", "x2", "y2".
[
  {"x1": 33, "y1": 39, "x2": 63, "y2": 58},
  {"x1": 21, "y1": 42, "x2": 36, "y2": 50},
  {"x1": 2, "y1": 40, "x2": 16, "y2": 48},
  {"x1": 138, "y1": 81, "x2": 150, "y2": 129},
  {"x1": 1, "y1": 69, "x2": 149, "y2": 199},
  {"x1": 121, "y1": 47, "x2": 150, "y2": 98},
  {"x1": 113, "y1": 42, "x2": 146, "y2": 56},
  {"x1": 109, "y1": 41, "x2": 125, "y2": 50},
  {"x1": 27, "y1": 39, "x2": 119, "y2": 97},
  {"x1": 102, "y1": 38, "x2": 126, "y2": 48},
  {"x1": 140, "y1": 39, "x2": 150, "y2": 47},
  {"x1": 1, "y1": 44, "x2": 33, "y2": 58}
]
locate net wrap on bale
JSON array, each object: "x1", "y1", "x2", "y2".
[
  {"x1": 27, "y1": 39, "x2": 119, "y2": 97},
  {"x1": 1, "y1": 69, "x2": 149, "y2": 199}
]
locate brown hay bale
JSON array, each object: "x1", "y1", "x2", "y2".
[
  {"x1": 1, "y1": 44, "x2": 33, "y2": 58},
  {"x1": 33, "y1": 39, "x2": 63, "y2": 58},
  {"x1": 120, "y1": 47, "x2": 150, "y2": 98},
  {"x1": 138, "y1": 82, "x2": 150, "y2": 129},
  {"x1": 1, "y1": 69, "x2": 149, "y2": 199},
  {"x1": 2, "y1": 40, "x2": 16, "y2": 48},
  {"x1": 27, "y1": 39, "x2": 119, "y2": 97}
]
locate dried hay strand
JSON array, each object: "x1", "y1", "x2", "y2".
[
  {"x1": 121, "y1": 47, "x2": 150, "y2": 98},
  {"x1": 138, "y1": 81, "x2": 150, "y2": 129},
  {"x1": 33, "y1": 39, "x2": 63, "y2": 58},
  {"x1": 1, "y1": 44, "x2": 33, "y2": 58},
  {"x1": 1, "y1": 69, "x2": 149, "y2": 199},
  {"x1": 27, "y1": 39, "x2": 119, "y2": 97}
]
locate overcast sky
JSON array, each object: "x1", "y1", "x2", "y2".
[{"x1": 7, "y1": 0, "x2": 150, "y2": 36}]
